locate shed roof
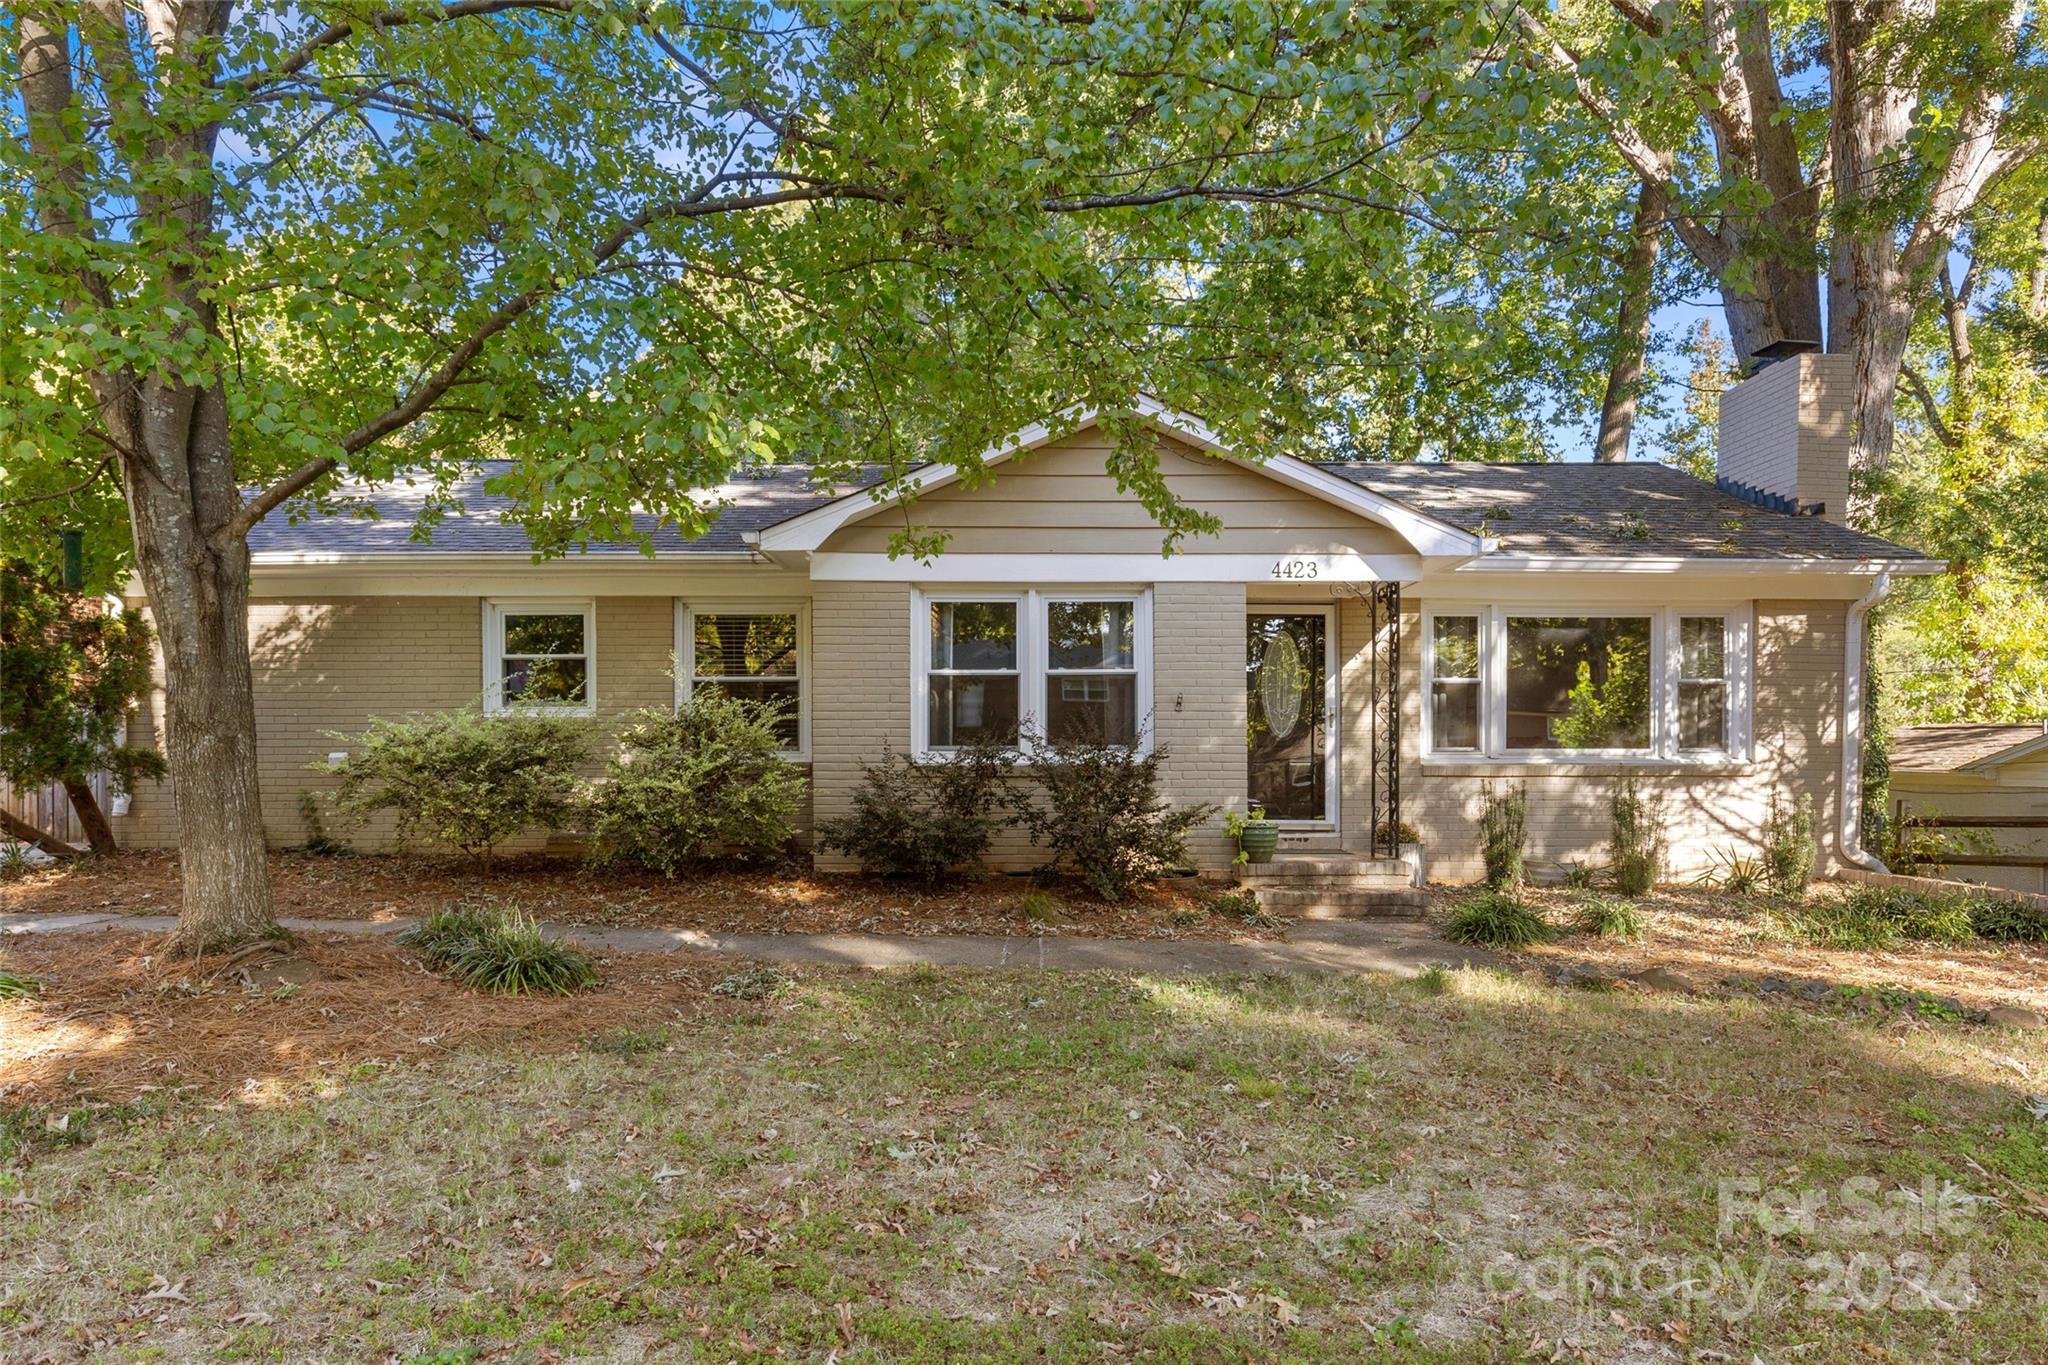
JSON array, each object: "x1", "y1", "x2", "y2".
[{"x1": 1890, "y1": 724, "x2": 2048, "y2": 773}]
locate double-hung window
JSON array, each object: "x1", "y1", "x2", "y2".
[
  {"x1": 1422, "y1": 605, "x2": 1748, "y2": 761},
  {"x1": 915, "y1": 589, "x2": 1151, "y2": 756},
  {"x1": 484, "y1": 601, "x2": 595, "y2": 715},
  {"x1": 680, "y1": 605, "x2": 806, "y2": 754},
  {"x1": 925, "y1": 598, "x2": 1022, "y2": 748}
]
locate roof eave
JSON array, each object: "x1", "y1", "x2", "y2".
[{"x1": 1455, "y1": 555, "x2": 1946, "y2": 575}]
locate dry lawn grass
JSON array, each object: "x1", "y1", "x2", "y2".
[
  {"x1": 1435, "y1": 882, "x2": 2048, "y2": 1013},
  {"x1": 2, "y1": 849, "x2": 1274, "y2": 941},
  {"x1": 4, "y1": 946, "x2": 2047, "y2": 1361}
]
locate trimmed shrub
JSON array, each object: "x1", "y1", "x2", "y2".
[
  {"x1": 1573, "y1": 895, "x2": 1644, "y2": 940},
  {"x1": 399, "y1": 902, "x2": 595, "y2": 995},
  {"x1": 816, "y1": 732, "x2": 1012, "y2": 880},
  {"x1": 589, "y1": 692, "x2": 807, "y2": 875},
  {"x1": 1608, "y1": 777, "x2": 1663, "y2": 897},
  {"x1": 1479, "y1": 781, "x2": 1527, "y2": 891},
  {"x1": 322, "y1": 707, "x2": 591, "y2": 868},
  {"x1": 1011, "y1": 732, "x2": 1216, "y2": 903},
  {"x1": 1444, "y1": 892, "x2": 1549, "y2": 950},
  {"x1": 1761, "y1": 793, "x2": 1817, "y2": 899}
]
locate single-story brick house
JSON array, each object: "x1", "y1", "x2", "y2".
[{"x1": 115, "y1": 352, "x2": 1941, "y2": 889}]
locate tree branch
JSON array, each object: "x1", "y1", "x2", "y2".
[
  {"x1": 0, "y1": 452, "x2": 118, "y2": 511},
  {"x1": 245, "y1": 0, "x2": 577, "y2": 96},
  {"x1": 1899, "y1": 363, "x2": 1959, "y2": 449},
  {"x1": 219, "y1": 181, "x2": 897, "y2": 543}
]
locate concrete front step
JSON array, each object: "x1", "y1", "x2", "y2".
[
  {"x1": 1252, "y1": 885, "x2": 1429, "y2": 921},
  {"x1": 1240, "y1": 852, "x2": 1413, "y2": 884}
]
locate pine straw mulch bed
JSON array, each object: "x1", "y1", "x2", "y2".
[
  {"x1": 1, "y1": 848, "x2": 1280, "y2": 942},
  {"x1": 0, "y1": 929, "x2": 759, "y2": 1108},
  {"x1": 1431, "y1": 881, "x2": 2048, "y2": 1013}
]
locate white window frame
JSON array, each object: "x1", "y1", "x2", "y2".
[
  {"x1": 483, "y1": 599, "x2": 596, "y2": 716},
  {"x1": 911, "y1": 587, "x2": 1154, "y2": 759},
  {"x1": 1420, "y1": 603, "x2": 1752, "y2": 764},
  {"x1": 1245, "y1": 602, "x2": 1341, "y2": 831},
  {"x1": 675, "y1": 601, "x2": 810, "y2": 761}
]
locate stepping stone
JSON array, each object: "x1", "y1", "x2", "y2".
[
  {"x1": 1629, "y1": 967, "x2": 1695, "y2": 994},
  {"x1": 1985, "y1": 1006, "x2": 2045, "y2": 1031}
]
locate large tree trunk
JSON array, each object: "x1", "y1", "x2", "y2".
[
  {"x1": 1595, "y1": 178, "x2": 1666, "y2": 462},
  {"x1": 122, "y1": 378, "x2": 277, "y2": 954}
]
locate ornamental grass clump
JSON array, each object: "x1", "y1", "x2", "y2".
[
  {"x1": 1444, "y1": 892, "x2": 1549, "y2": 950},
  {"x1": 1479, "y1": 781, "x2": 1528, "y2": 891},
  {"x1": 1573, "y1": 895, "x2": 1645, "y2": 940},
  {"x1": 399, "y1": 901, "x2": 595, "y2": 996}
]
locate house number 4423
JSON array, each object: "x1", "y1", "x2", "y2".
[{"x1": 1270, "y1": 558, "x2": 1321, "y2": 580}]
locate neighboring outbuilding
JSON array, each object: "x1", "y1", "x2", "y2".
[{"x1": 1890, "y1": 723, "x2": 2048, "y2": 892}]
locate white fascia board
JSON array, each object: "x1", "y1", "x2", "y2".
[
  {"x1": 1456, "y1": 555, "x2": 1946, "y2": 575},
  {"x1": 754, "y1": 400, "x2": 1489, "y2": 558},
  {"x1": 807, "y1": 551, "x2": 1425, "y2": 583}
]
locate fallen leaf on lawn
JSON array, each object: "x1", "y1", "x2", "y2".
[
  {"x1": 140, "y1": 1277, "x2": 190, "y2": 1304},
  {"x1": 224, "y1": 1309, "x2": 274, "y2": 1327}
]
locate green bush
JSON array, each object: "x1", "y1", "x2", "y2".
[
  {"x1": 1479, "y1": 780, "x2": 1527, "y2": 891},
  {"x1": 1967, "y1": 896, "x2": 2048, "y2": 942},
  {"x1": 817, "y1": 732, "x2": 1013, "y2": 880},
  {"x1": 1573, "y1": 895, "x2": 1644, "y2": 940},
  {"x1": 1444, "y1": 892, "x2": 1549, "y2": 950},
  {"x1": 0, "y1": 968, "x2": 40, "y2": 1000},
  {"x1": 322, "y1": 706, "x2": 591, "y2": 868},
  {"x1": 1761, "y1": 793, "x2": 1817, "y2": 898},
  {"x1": 588, "y1": 691, "x2": 807, "y2": 875},
  {"x1": 1011, "y1": 732, "x2": 1216, "y2": 903},
  {"x1": 399, "y1": 902, "x2": 595, "y2": 995},
  {"x1": 1702, "y1": 847, "x2": 1764, "y2": 895},
  {"x1": 1608, "y1": 777, "x2": 1663, "y2": 897}
]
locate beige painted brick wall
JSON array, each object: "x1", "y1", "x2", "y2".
[
  {"x1": 1404, "y1": 599, "x2": 1849, "y2": 883},
  {"x1": 1716, "y1": 353, "x2": 1853, "y2": 524},
  {"x1": 115, "y1": 596, "x2": 813, "y2": 854},
  {"x1": 809, "y1": 581, "x2": 1246, "y2": 872}
]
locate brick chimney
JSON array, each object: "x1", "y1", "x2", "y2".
[{"x1": 1714, "y1": 351, "x2": 1853, "y2": 524}]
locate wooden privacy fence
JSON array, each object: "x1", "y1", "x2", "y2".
[
  {"x1": 0, "y1": 771, "x2": 107, "y2": 849},
  {"x1": 1893, "y1": 808, "x2": 2048, "y2": 873}
]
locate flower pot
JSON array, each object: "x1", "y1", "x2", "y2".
[{"x1": 1238, "y1": 821, "x2": 1280, "y2": 865}]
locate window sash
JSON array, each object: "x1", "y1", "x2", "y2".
[
  {"x1": 677, "y1": 605, "x2": 808, "y2": 756},
  {"x1": 485, "y1": 602, "x2": 595, "y2": 715}
]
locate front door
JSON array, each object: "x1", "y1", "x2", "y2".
[{"x1": 1247, "y1": 610, "x2": 1332, "y2": 824}]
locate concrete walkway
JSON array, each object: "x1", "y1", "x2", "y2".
[{"x1": 1, "y1": 911, "x2": 1497, "y2": 978}]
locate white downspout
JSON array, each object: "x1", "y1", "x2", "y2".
[{"x1": 1841, "y1": 572, "x2": 1892, "y2": 872}]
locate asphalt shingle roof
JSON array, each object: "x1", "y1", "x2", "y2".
[
  {"x1": 247, "y1": 462, "x2": 878, "y2": 558},
  {"x1": 1314, "y1": 460, "x2": 1933, "y2": 562},
  {"x1": 247, "y1": 456, "x2": 1936, "y2": 565},
  {"x1": 1890, "y1": 724, "x2": 2048, "y2": 773}
]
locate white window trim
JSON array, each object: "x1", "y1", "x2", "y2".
[
  {"x1": 1420, "y1": 602, "x2": 1752, "y2": 765},
  {"x1": 910, "y1": 587, "x2": 1154, "y2": 759},
  {"x1": 675, "y1": 600, "x2": 810, "y2": 761},
  {"x1": 483, "y1": 599, "x2": 597, "y2": 716},
  {"x1": 1246, "y1": 602, "x2": 1341, "y2": 832}
]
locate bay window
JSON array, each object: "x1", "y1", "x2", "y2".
[
  {"x1": 914, "y1": 589, "x2": 1151, "y2": 756},
  {"x1": 1423, "y1": 605, "x2": 1749, "y2": 761}
]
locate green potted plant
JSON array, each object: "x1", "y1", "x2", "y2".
[{"x1": 1225, "y1": 803, "x2": 1279, "y2": 865}]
